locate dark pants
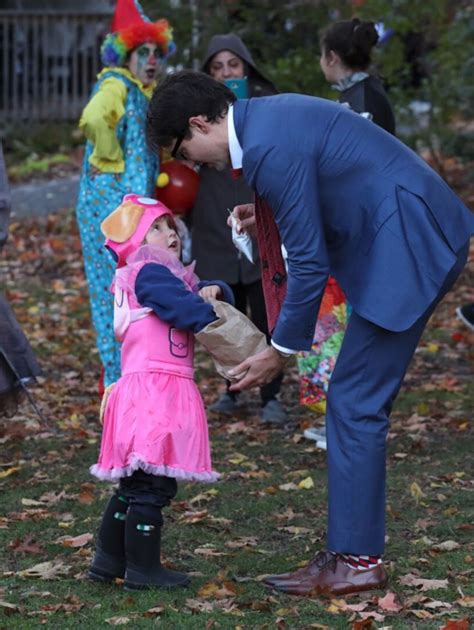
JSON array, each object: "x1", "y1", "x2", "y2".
[
  {"x1": 326, "y1": 242, "x2": 469, "y2": 555},
  {"x1": 228, "y1": 280, "x2": 283, "y2": 404},
  {"x1": 118, "y1": 470, "x2": 178, "y2": 510}
]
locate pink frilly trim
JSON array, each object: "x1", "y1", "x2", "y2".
[
  {"x1": 90, "y1": 455, "x2": 220, "y2": 483},
  {"x1": 113, "y1": 244, "x2": 200, "y2": 295}
]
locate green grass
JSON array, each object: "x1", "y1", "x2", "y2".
[{"x1": 1, "y1": 209, "x2": 473, "y2": 628}]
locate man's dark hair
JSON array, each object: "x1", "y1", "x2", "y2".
[{"x1": 146, "y1": 70, "x2": 236, "y2": 155}]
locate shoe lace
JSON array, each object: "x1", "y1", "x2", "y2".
[{"x1": 312, "y1": 551, "x2": 338, "y2": 573}]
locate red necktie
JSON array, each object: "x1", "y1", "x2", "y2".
[{"x1": 230, "y1": 168, "x2": 243, "y2": 180}]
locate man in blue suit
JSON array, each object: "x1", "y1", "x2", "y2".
[{"x1": 146, "y1": 71, "x2": 473, "y2": 596}]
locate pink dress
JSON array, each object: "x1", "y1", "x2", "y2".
[{"x1": 90, "y1": 246, "x2": 220, "y2": 483}]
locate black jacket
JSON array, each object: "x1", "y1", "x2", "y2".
[
  {"x1": 190, "y1": 34, "x2": 277, "y2": 285},
  {"x1": 339, "y1": 75, "x2": 396, "y2": 135}
]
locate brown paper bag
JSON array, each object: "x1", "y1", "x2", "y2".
[{"x1": 196, "y1": 298, "x2": 268, "y2": 379}]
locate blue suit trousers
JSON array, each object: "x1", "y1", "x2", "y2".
[{"x1": 326, "y1": 242, "x2": 469, "y2": 555}]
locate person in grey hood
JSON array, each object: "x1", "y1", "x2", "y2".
[{"x1": 188, "y1": 33, "x2": 287, "y2": 424}]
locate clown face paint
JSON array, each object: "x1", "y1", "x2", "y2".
[{"x1": 127, "y1": 43, "x2": 163, "y2": 86}]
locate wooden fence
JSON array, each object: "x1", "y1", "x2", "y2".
[{"x1": 0, "y1": 11, "x2": 112, "y2": 123}]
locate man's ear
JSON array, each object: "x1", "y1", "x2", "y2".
[{"x1": 188, "y1": 115, "x2": 210, "y2": 134}]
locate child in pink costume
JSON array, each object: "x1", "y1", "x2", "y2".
[{"x1": 89, "y1": 194, "x2": 233, "y2": 591}]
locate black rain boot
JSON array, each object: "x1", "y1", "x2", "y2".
[
  {"x1": 88, "y1": 493, "x2": 128, "y2": 583},
  {"x1": 124, "y1": 504, "x2": 190, "y2": 590}
]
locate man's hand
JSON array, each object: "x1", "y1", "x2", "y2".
[
  {"x1": 228, "y1": 345, "x2": 288, "y2": 391},
  {"x1": 199, "y1": 284, "x2": 222, "y2": 302},
  {"x1": 227, "y1": 203, "x2": 256, "y2": 237}
]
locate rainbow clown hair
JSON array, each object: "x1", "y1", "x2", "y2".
[{"x1": 101, "y1": 20, "x2": 176, "y2": 67}]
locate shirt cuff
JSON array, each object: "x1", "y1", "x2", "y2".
[{"x1": 271, "y1": 340, "x2": 297, "y2": 356}]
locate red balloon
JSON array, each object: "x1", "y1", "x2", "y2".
[{"x1": 155, "y1": 160, "x2": 199, "y2": 215}]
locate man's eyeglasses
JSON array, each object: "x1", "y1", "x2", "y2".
[{"x1": 171, "y1": 133, "x2": 185, "y2": 160}]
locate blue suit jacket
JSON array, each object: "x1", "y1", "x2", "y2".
[{"x1": 233, "y1": 95, "x2": 473, "y2": 350}]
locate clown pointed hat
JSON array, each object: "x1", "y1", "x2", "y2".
[
  {"x1": 111, "y1": 0, "x2": 150, "y2": 32},
  {"x1": 101, "y1": 0, "x2": 176, "y2": 68}
]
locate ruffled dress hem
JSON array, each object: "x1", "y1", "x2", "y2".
[{"x1": 90, "y1": 454, "x2": 220, "y2": 483}]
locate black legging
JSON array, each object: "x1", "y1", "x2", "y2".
[{"x1": 119, "y1": 469, "x2": 177, "y2": 510}]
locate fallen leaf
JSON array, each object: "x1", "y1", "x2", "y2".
[
  {"x1": 55, "y1": 533, "x2": 93, "y2": 547},
  {"x1": 228, "y1": 453, "x2": 248, "y2": 465},
  {"x1": 194, "y1": 546, "x2": 228, "y2": 557},
  {"x1": 105, "y1": 616, "x2": 132, "y2": 625},
  {"x1": 225, "y1": 536, "x2": 258, "y2": 549},
  {"x1": 399, "y1": 573, "x2": 448, "y2": 591},
  {"x1": 185, "y1": 598, "x2": 214, "y2": 612},
  {"x1": 456, "y1": 596, "x2": 474, "y2": 608},
  {"x1": 410, "y1": 609, "x2": 433, "y2": 619},
  {"x1": 432, "y1": 540, "x2": 460, "y2": 552},
  {"x1": 143, "y1": 606, "x2": 165, "y2": 617},
  {"x1": 9, "y1": 535, "x2": 43, "y2": 555},
  {"x1": 198, "y1": 581, "x2": 238, "y2": 599},
  {"x1": 0, "y1": 600, "x2": 21, "y2": 614},
  {"x1": 0, "y1": 466, "x2": 21, "y2": 479},
  {"x1": 279, "y1": 482, "x2": 298, "y2": 491},
  {"x1": 357, "y1": 611, "x2": 386, "y2": 622},
  {"x1": 377, "y1": 591, "x2": 403, "y2": 612},
  {"x1": 18, "y1": 561, "x2": 71, "y2": 580},
  {"x1": 21, "y1": 498, "x2": 45, "y2": 507},
  {"x1": 179, "y1": 510, "x2": 208, "y2": 524},
  {"x1": 298, "y1": 476, "x2": 314, "y2": 489},
  {"x1": 410, "y1": 481, "x2": 425, "y2": 502},
  {"x1": 277, "y1": 526, "x2": 312, "y2": 535},
  {"x1": 78, "y1": 483, "x2": 95, "y2": 505},
  {"x1": 440, "y1": 620, "x2": 470, "y2": 630},
  {"x1": 423, "y1": 599, "x2": 453, "y2": 609}
]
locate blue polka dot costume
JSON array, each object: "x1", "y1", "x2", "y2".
[{"x1": 76, "y1": 69, "x2": 158, "y2": 386}]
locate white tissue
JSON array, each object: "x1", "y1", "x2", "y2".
[{"x1": 230, "y1": 213, "x2": 254, "y2": 263}]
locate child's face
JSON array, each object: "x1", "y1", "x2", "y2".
[{"x1": 144, "y1": 215, "x2": 181, "y2": 259}]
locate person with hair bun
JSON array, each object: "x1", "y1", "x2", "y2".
[{"x1": 320, "y1": 18, "x2": 396, "y2": 135}]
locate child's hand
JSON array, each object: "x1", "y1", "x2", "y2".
[{"x1": 199, "y1": 285, "x2": 222, "y2": 302}]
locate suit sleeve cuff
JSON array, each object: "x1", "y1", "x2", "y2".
[{"x1": 271, "y1": 340, "x2": 297, "y2": 356}]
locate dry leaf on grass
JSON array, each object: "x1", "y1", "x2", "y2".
[
  {"x1": 377, "y1": 591, "x2": 403, "y2": 612},
  {"x1": 298, "y1": 476, "x2": 314, "y2": 489},
  {"x1": 198, "y1": 581, "x2": 238, "y2": 599},
  {"x1": 399, "y1": 573, "x2": 449, "y2": 591},
  {"x1": 432, "y1": 540, "x2": 460, "y2": 552},
  {"x1": 105, "y1": 616, "x2": 133, "y2": 625},
  {"x1": 17, "y1": 561, "x2": 71, "y2": 580},
  {"x1": 55, "y1": 533, "x2": 93, "y2": 547},
  {"x1": 143, "y1": 606, "x2": 165, "y2": 617},
  {"x1": 0, "y1": 601, "x2": 21, "y2": 614},
  {"x1": 194, "y1": 546, "x2": 228, "y2": 557},
  {"x1": 185, "y1": 598, "x2": 214, "y2": 612},
  {"x1": 410, "y1": 481, "x2": 425, "y2": 502},
  {"x1": 440, "y1": 620, "x2": 470, "y2": 630}
]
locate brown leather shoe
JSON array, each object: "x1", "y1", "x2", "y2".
[{"x1": 263, "y1": 551, "x2": 388, "y2": 597}]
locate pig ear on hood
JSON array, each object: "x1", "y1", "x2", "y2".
[{"x1": 101, "y1": 201, "x2": 145, "y2": 242}]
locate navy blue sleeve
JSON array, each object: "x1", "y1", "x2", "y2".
[
  {"x1": 197, "y1": 280, "x2": 235, "y2": 306},
  {"x1": 135, "y1": 263, "x2": 218, "y2": 333}
]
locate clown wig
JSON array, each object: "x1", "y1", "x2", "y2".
[{"x1": 101, "y1": 20, "x2": 176, "y2": 67}]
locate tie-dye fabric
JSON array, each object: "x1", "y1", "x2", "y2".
[
  {"x1": 296, "y1": 277, "x2": 349, "y2": 413},
  {"x1": 76, "y1": 69, "x2": 158, "y2": 386}
]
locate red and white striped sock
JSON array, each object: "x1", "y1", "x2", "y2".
[{"x1": 340, "y1": 553, "x2": 383, "y2": 570}]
